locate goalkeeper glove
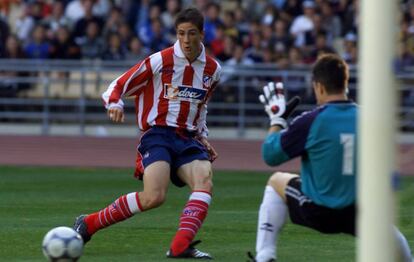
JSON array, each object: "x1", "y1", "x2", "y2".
[{"x1": 259, "y1": 82, "x2": 301, "y2": 128}]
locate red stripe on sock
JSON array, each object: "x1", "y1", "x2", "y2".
[
  {"x1": 120, "y1": 196, "x2": 132, "y2": 216},
  {"x1": 84, "y1": 194, "x2": 136, "y2": 235},
  {"x1": 103, "y1": 209, "x2": 111, "y2": 225},
  {"x1": 115, "y1": 197, "x2": 127, "y2": 218},
  {"x1": 100, "y1": 210, "x2": 108, "y2": 226},
  {"x1": 170, "y1": 198, "x2": 210, "y2": 256},
  {"x1": 107, "y1": 207, "x2": 116, "y2": 223},
  {"x1": 188, "y1": 201, "x2": 208, "y2": 209}
]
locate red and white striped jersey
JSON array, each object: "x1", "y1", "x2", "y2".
[{"x1": 102, "y1": 41, "x2": 221, "y2": 137}]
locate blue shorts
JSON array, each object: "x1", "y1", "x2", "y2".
[{"x1": 134, "y1": 126, "x2": 210, "y2": 187}]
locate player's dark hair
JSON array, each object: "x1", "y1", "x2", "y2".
[
  {"x1": 312, "y1": 54, "x2": 349, "y2": 94},
  {"x1": 175, "y1": 8, "x2": 204, "y2": 33}
]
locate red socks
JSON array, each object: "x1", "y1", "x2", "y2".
[
  {"x1": 82, "y1": 190, "x2": 211, "y2": 256},
  {"x1": 170, "y1": 191, "x2": 212, "y2": 255},
  {"x1": 84, "y1": 192, "x2": 142, "y2": 235}
]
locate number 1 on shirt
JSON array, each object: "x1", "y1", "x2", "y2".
[{"x1": 340, "y1": 133, "x2": 355, "y2": 176}]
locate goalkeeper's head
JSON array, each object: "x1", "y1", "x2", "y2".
[{"x1": 311, "y1": 54, "x2": 349, "y2": 103}]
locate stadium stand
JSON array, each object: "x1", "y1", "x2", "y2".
[
  {"x1": 0, "y1": 0, "x2": 363, "y2": 66},
  {"x1": 0, "y1": 0, "x2": 414, "y2": 135}
]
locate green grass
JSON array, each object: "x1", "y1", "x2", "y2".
[{"x1": 0, "y1": 166, "x2": 413, "y2": 262}]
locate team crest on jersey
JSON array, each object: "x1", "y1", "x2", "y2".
[
  {"x1": 203, "y1": 75, "x2": 213, "y2": 88},
  {"x1": 164, "y1": 83, "x2": 207, "y2": 103}
]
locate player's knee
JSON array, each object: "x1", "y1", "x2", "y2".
[
  {"x1": 197, "y1": 170, "x2": 213, "y2": 190},
  {"x1": 193, "y1": 163, "x2": 213, "y2": 191},
  {"x1": 267, "y1": 172, "x2": 298, "y2": 196},
  {"x1": 203, "y1": 176, "x2": 213, "y2": 191},
  {"x1": 141, "y1": 192, "x2": 166, "y2": 209},
  {"x1": 267, "y1": 172, "x2": 284, "y2": 186}
]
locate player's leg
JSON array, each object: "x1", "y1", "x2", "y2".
[
  {"x1": 394, "y1": 226, "x2": 413, "y2": 262},
  {"x1": 74, "y1": 160, "x2": 171, "y2": 242},
  {"x1": 254, "y1": 172, "x2": 298, "y2": 262},
  {"x1": 168, "y1": 159, "x2": 213, "y2": 257},
  {"x1": 138, "y1": 161, "x2": 170, "y2": 209}
]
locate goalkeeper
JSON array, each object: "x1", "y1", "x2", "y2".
[{"x1": 248, "y1": 54, "x2": 413, "y2": 262}]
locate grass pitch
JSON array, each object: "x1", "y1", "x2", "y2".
[{"x1": 0, "y1": 166, "x2": 413, "y2": 261}]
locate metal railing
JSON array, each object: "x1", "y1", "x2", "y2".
[{"x1": 0, "y1": 59, "x2": 413, "y2": 137}]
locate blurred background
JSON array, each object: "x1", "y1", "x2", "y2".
[
  {"x1": 1, "y1": 2, "x2": 413, "y2": 261},
  {"x1": 0, "y1": 0, "x2": 414, "y2": 138},
  {"x1": 0, "y1": 0, "x2": 413, "y2": 173}
]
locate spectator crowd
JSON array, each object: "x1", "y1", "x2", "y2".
[{"x1": 0, "y1": 0, "x2": 412, "y2": 69}]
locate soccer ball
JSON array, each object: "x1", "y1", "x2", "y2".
[{"x1": 42, "y1": 226, "x2": 84, "y2": 262}]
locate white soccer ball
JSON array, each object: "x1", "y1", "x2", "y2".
[{"x1": 42, "y1": 226, "x2": 84, "y2": 262}]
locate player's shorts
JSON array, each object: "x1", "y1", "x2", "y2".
[
  {"x1": 285, "y1": 177, "x2": 356, "y2": 236},
  {"x1": 134, "y1": 126, "x2": 209, "y2": 187}
]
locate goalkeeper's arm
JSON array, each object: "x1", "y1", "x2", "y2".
[{"x1": 259, "y1": 82, "x2": 301, "y2": 130}]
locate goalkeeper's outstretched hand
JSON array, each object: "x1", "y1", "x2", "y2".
[{"x1": 259, "y1": 82, "x2": 301, "y2": 128}]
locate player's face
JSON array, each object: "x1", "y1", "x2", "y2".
[{"x1": 176, "y1": 22, "x2": 204, "y2": 62}]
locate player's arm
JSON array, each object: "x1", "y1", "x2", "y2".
[
  {"x1": 102, "y1": 58, "x2": 153, "y2": 123},
  {"x1": 262, "y1": 132, "x2": 289, "y2": 166},
  {"x1": 267, "y1": 125, "x2": 283, "y2": 134},
  {"x1": 196, "y1": 69, "x2": 221, "y2": 161},
  {"x1": 197, "y1": 135, "x2": 218, "y2": 162},
  {"x1": 259, "y1": 82, "x2": 301, "y2": 166},
  {"x1": 196, "y1": 104, "x2": 218, "y2": 162},
  {"x1": 107, "y1": 107, "x2": 125, "y2": 123}
]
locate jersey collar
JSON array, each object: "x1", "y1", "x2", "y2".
[
  {"x1": 173, "y1": 40, "x2": 206, "y2": 63},
  {"x1": 327, "y1": 100, "x2": 353, "y2": 104}
]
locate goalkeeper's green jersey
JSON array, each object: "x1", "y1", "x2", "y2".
[{"x1": 262, "y1": 100, "x2": 357, "y2": 209}]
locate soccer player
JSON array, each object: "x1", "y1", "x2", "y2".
[
  {"x1": 249, "y1": 54, "x2": 413, "y2": 262},
  {"x1": 73, "y1": 8, "x2": 221, "y2": 259}
]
